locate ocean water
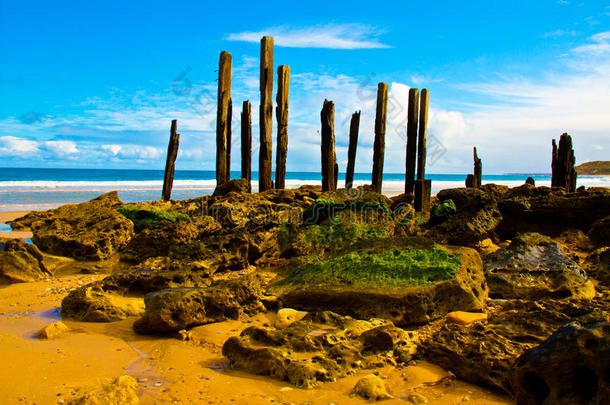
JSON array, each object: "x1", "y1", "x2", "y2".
[{"x1": 0, "y1": 167, "x2": 608, "y2": 212}]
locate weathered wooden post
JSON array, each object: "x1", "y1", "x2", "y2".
[
  {"x1": 551, "y1": 133, "x2": 577, "y2": 192},
  {"x1": 414, "y1": 89, "x2": 431, "y2": 211},
  {"x1": 345, "y1": 111, "x2": 361, "y2": 189},
  {"x1": 474, "y1": 147, "x2": 482, "y2": 188},
  {"x1": 320, "y1": 100, "x2": 336, "y2": 191},
  {"x1": 405, "y1": 88, "x2": 419, "y2": 194},
  {"x1": 259, "y1": 36, "x2": 274, "y2": 192},
  {"x1": 216, "y1": 51, "x2": 231, "y2": 186},
  {"x1": 372, "y1": 83, "x2": 388, "y2": 193},
  {"x1": 241, "y1": 101, "x2": 252, "y2": 191},
  {"x1": 226, "y1": 98, "x2": 232, "y2": 183},
  {"x1": 162, "y1": 119, "x2": 180, "y2": 201},
  {"x1": 275, "y1": 65, "x2": 290, "y2": 189}
]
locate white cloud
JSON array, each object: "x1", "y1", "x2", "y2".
[
  {"x1": 101, "y1": 144, "x2": 122, "y2": 155},
  {"x1": 226, "y1": 24, "x2": 391, "y2": 49},
  {"x1": 572, "y1": 31, "x2": 610, "y2": 55},
  {"x1": 115, "y1": 145, "x2": 164, "y2": 160},
  {"x1": 43, "y1": 140, "x2": 78, "y2": 155},
  {"x1": 0, "y1": 136, "x2": 40, "y2": 157}
]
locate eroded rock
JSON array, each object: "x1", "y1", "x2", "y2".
[
  {"x1": 483, "y1": 232, "x2": 595, "y2": 299},
  {"x1": 0, "y1": 238, "x2": 50, "y2": 283},
  {"x1": 222, "y1": 311, "x2": 418, "y2": 389}
]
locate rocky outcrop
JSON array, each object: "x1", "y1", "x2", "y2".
[
  {"x1": 120, "y1": 216, "x2": 221, "y2": 263},
  {"x1": 589, "y1": 215, "x2": 610, "y2": 247},
  {"x1": 483, "y1": 233, "x2": 595, "y2": 299},
  {"x1": 133, "y1": 273, "x2": 271, "y2": 334},
  {"x1": 271, "y1": 243, "x2": 488, "y2": 326},
  {"x1": 12, "y1": 192, "x2": 134, "y2": 261},
  {"x1": 222, "y1": 311, "x2": 418, "y2": 389},
  {"x1": 61, "y1": 268, "x2": 208, "y2": 322},
  {"x1": 0, "y1": 238, "x2": 50, "y2": 283},
  {"x1": 512, "y1": 322, "x2": 610, "y2": 404},
  {"x1": 421, "y1": 297, "x2": 610, "y2": 395}
]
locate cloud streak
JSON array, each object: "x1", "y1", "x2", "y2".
[{"x1": 226, "y1": 24, "x2": 391, "y2": 49}]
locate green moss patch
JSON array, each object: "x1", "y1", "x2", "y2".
[
  {"x1": 118, "y1": 206, "x2": 189, "y2": 228},
  {"x1": 429, "y1": 199, "x2": 457, "y2": 226},
  {"x1": 288, "y1": 247, "x2": 461, "y2": 288},
  {"x1": 302, "y1": 198, "x2": 390, "y2": 225}
]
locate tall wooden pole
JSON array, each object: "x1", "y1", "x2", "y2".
[
  {"x1": 226, "y1": 98, "x2": 232, "y2": 183},
  {"x1": 275, "y1": 65, "x2": 290, "y2": 189},
  {"x1": 473, "y1": 147, "x2": 482, "y2": 188},
  {"x1": 259, "y1": 36, "x2": 274, "y2": 192},
  {"x1": 345, "y1": 111, "x2": 361, "y2": 189},
  {"x1": 241, "y1": 101, "x2": 252, "y2": 191},
  {"x1": 162, "y1": 119, "x2": 180, "y2": 201},
  {"x1": 405, "y1": 88, "x2": 419, "y2": 194},
  {"x1": 416, "y1": 89, "x2": 429, "y2": 180},
  {"x1": 216, "y1": 51, "x2": 231, "y2": 186},
  {"x1": 372, "y1": 83, "x2": 388, "y2": 193},
  {"x1": 321, "y1": 99, "x2": 336, "y2": 192}
]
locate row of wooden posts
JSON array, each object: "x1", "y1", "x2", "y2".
[{"x1": 161, "y1": 36, "x2": 434, "y2": 211}]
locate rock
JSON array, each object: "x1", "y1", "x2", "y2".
[
  {"x1": 120, "y1": 217, "x2": 221, "y2": 263},
  {"x1": 512, "y1": 322, "x2": 610, "y2": 405},
  {"x1": 558, "y1": 229, "x2": 595, "y2": 251},
  {"x1": 68, "y1": 375, "x2": 139, "y2": 405},
  {"x1": 61, "y1": 285, "x2": 145, "y2": 322},
  {"x1": 483, "y1": 233, "x2": 595, "y2": 299},
  {"x1": 275, "y1": 308, "x2": 308, "y2": 329},
  {"x1": 351, "y1": 374, "x2": 393, "y2": 401},
  {"x1": 421, "y1": 298, "x2": 610, "y2": 395},
  {"x1": 497, "y1": 187, "x2": 610, "y2": 238},
  {"x1": 222, "y1": 311, "x2": 418, "y2": 389},
  {"x1": 431, "y1": 205, "x2": 503, "y2": 246},
  {"x1": 446, "y1": 311, "x2": 487, "y2": 326},
  {"x1": 61, "y1": 268, "x2": 207, "y2": 322},
  {"x1": 589, "y1": 215, "x2": 610, "y2": 247},
  {"x1": 212, "y1": 178, "x2": 251, "y2": 196},
  {"x1": 133, "y1": 273, "x2": 269, "y2": 334},
  {"x1": 598, "y1": 249, "x2": 610, "y2": 286},
  {"x1": 389, "y1": 193, "x2": 414, "y2": 211},
  {"x1": 271, "y1": 243, "x2": 488, "y2": 327},
  {"x1": 37, "y1": 321, "x2": 70, "y2": 339},
  {"x1": 26, "y1": 192, "x2": 134, "y2": 260},
  {"x1": 429, "y1": 200, "x2": 456, "y2": 225},
  {"x1": 525, "y1": 177, "x2": 535, "y2": 186},
  {"x1": 0, "y1": 238, "x2": 50, "y2": 283},
  {"x1": 407, "y1": 393, "x2": 428, "y2": 404},
  {"x1": 476, "y1": 238, "x2": 500, "y2": 255}
]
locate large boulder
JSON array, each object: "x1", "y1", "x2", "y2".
[
  {"x1": 133, "y1": 273, "x2": 271, "y2": 334},
  {"x1": 120, "y1": 216, "x2": 221, "y2": 263},
  {"x1": 18, "y1": 192, "x2": 134, "y2": 260},
  {"x1": 270, "y1": 241, "x2": 488, "y2": 326},
  {"x1": 0, "y1": 238, "x2": 50, "y2": 283},
  {"x1": 61, "y1": 268, "x2": 208, "y2": 322},
  {"x1": 512, "y1": 322, "x2": 610, "y2": 405},
  {"x1": 421, "y1": 297, "x2": 610, "y2": 395},
  {"x1": 589, "y1": 215, "x2": 610, "y2": 247},
  {"x1": 222, "y1": 311, "x2": 418, "y2": 389},
  {"x1": 483, "y1": 233, "x2": 595, "y2": 299}
]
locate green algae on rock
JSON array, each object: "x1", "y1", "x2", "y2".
[
  {"x1": 429, "y1": 199, "x2": 457, "y2": 226},
  {"x1": 287, "y1": 247, "x2": 460, "y2": 288},
  {"x1": 117, "y1": 205, "x2": 189, "y2": 229}
]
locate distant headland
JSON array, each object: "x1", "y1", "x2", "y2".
[{"x1": 576, "y1": 161, "x2": 610, "y2": 176}]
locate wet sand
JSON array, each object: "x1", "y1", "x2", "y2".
[
  {"x1": 0, "y1": 272, "x2": 512, "y2": 404},
  {"x1": 0, "y1": 210, "x2": 511, "y2": 404}
]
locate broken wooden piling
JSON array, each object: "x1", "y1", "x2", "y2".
[
  {"x1": 321, "y1": 99, "x2": 336, "y2": 192},
  {"x1": 226, "y1": 98, "x2": 232, "y2": 183},
  {"x1": 241, "y1": 101, "x2": 252, "y2": 191},
  {"x1": 259, "y1": 36, "x2": 274, "y2": 192},
  {"x1": 216, "y1": 51, "x2": 232, "y2": 186},
  {"x1": 372, "y1": 83, "x2": 388, "y2": 193},
  {"x1": 161, "y1": 119, "x2": 180, "y2": 201},
  {"x1": 414, "y1": 89, "x2": 431, "y2": 212},
  {"x1": 551, "y1": 133, "x2": 577, "y2": 192},
  {"x1": 405, "y1": 88, "x2": 419, "y2": 194},
  {"x1": 345, "y1": 111, "x2": 361, "y2": 189},
  {"x1": 474, "y1": 147, "x2": 482, "y2": 188},
  {"x1": 275, "y1": 65, "x2": 290, "y2": 189}
]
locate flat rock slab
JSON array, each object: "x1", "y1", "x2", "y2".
[
  {"x1": 484, "y1": 232, "x2": 594, "y2": 299},
  {"x1": 270, "y1": 245, "x2": 488, "y2": 326}
]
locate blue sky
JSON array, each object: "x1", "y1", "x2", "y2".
[{"x1": 1, "y1": 0, "x2": 609, "y2": 173}]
